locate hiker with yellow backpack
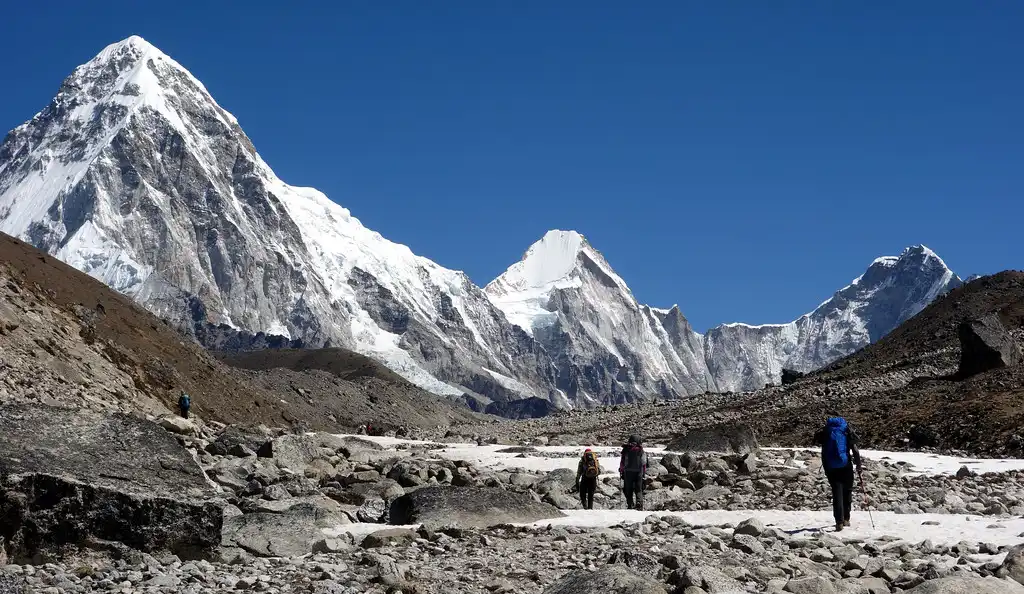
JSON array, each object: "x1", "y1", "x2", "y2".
[{"x1": 575, "y1": 448, "x2": 601, "y2": 509}]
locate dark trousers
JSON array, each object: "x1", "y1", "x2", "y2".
[
  {"x1": 179, "y1": 406, "x2": 189, "y2": 419},
  {"x1": 579, "y1": 477, "x2": 597, "y2": 509},
  {"x1": 825, "y1": 463, "x2": 854, "y2": 525},
  {"x1": 623, "y1": 472, "x2": 644, "y2": 510}
]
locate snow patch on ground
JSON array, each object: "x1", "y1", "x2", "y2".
[
  {"x1": 526, "y1": 509, "x2": 1024, "y2": 547},
  {"x1": 766, "y1": 447, "x2": 1024, "y2": 476}
]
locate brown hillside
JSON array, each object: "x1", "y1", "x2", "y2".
[
  {"x1": 0, "y1": 232, "x2": 482, "y2": 431},
  {"x1": 821, "y1": 271, "x2": 1024, "y2": 379},
  {"x1": 742, "y1": 271, "x2": 1024, "y2": 455}
]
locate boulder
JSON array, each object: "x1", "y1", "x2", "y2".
[
  {"x1": 667, "y1": 422, "x2": 759, "y2": 454},
  {"x1": 734, "y1": 517, "x2": 766, "y2": 537},
  {"x1": 256, "y1": 434, "x2": 322, "y2": 473},
  {"x1": 999, "y1": 544, "x2": 1024, "y2": 585},
  {"x1": 785, "y1": 576, "x2": 838, "y2": 594},
  {"x1": 221, "y1": 510, "x2": 320, "y2": 558},
  {"x1": 958, "y1": 314, "x2": 1022, "y2": 378},
  {"x1": 0, "y1": 404, "x2": 222, "y2": 562},
  {"x1": 361, "y1": 528, "x2": 417, "y2": 549},
  {"x1": 205, "y1": 426, "x2": 269, "y2": 456},
  {"x1": 157, "y1": 415, "x2": 198, "y2": 436},
  {"x1": 608, "y1": 550, "x2": 661, "y2": 576},
  {"x1": 544, "y1": 564, "x2": 668, "y2": 594},
  {"x1": 222, "y1": 496, "x2": 348, "y2": 558},
  {"x1": 671, "y1": 565, "x2": 745, "y2": 592},
  {"x1": 388, "y1": 486, "x2": 564, "y2": 528},
  {"x1": 905, "y1": 576, "x2": 1024, "y2": 593},
  {"x1": 534, "y1": 468, "x2": 577, "y2": 495},
  {"x1": 781, "y1": 368, "x2": 805, "y2": 385}
]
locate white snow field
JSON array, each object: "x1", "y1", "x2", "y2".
[
  {"x1": 766, "y1": 447, "x2": 1024, "y2": 476},
  {"x1": 331, "y1": 435, "x2": 1024, "y2": 548}
]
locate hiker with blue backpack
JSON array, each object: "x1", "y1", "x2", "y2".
[
  {"x1": 178, "y1": 391, "x2": 191, "y2": 419},
  {"x1": 814, "y1": 416, "x2": 862, "y2": 532}
]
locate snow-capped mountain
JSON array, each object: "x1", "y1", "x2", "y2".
[
  {"x1": 703, "y1": 246, "x2": 962, "y2": 391},
  {"x1": 486, "y1": 233, "x2": 962, "y2": 395},
  {"x1": 485, "y1": 230, "x2": 715, "y2": 402},
  {"x1": 0, "y1": 36, "x2": 557, "y2": 404},
  {"x1": 0, "y1": 36, "x2": 963, "y2": 411}
]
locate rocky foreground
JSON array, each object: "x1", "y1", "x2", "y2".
[{"x1": 4, "y1": 404, "x2": 1024, "y2": 593}]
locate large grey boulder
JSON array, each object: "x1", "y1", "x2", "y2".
[
  {"x1": 1001, "y1": 545, "x2": 1024, "y2": 586},
  {"x1": 906, "y1": 576, "x2": 1024, "y2": 593},
  {"x1": 667, "y1": 422, "x2": 759, "y2": 454},
  {"x1": 958, "y1": 314, "x2": 1022, "y2": 377},
  {"x1": 544, "y1": 564, "x2": 667, "y2": 594},
  {"x1": 0, "y1": 404, "x2": 222, "y2": 562},
  {"x1": 222, "y1": 496, "x2": 349, "y2": 558},
  {"x1": 388, "y1": 486, "x2": 564, "y2": 528},
  {"x1": 534, "y1": 468, "x2": 578, "y2": 496},
  {"x1": 256, "y1": 434, "x2": 323, "y2": 473}
]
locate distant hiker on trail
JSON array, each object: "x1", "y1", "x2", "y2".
[
  {"x1": 178, "y1": 391, "x2": 191, "y2": 419},
  {"x1": 814, "y1": 416, "x2": 862, "y2": 532},
  {"x1": 619, "y1": 434, "x2": 648, "y2": 510},
  {"x1": 576, "y1": 448, "x2": 601, "y2": 510}
]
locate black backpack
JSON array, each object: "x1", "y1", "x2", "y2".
[{"x1": 623, "y1": 443, "x2": 645, "y2": 472}]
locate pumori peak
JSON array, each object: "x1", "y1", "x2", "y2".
[{"x1": 485, "y1": 229, "x2": 628, "y2": 296}]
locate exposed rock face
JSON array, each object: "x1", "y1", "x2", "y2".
[
  {"x1": 388, "y1": 486, "x2": 564, "y2": 528},
  {"x1": 0, "y1": 404, "x2": 221, "y2": 561},
  {"x1": 667, "y1": 422, "x2": 759, "y2": 454},
  {"x1": 958, "y1": 314, "x2": 1022, "y2": 377},
  {"x1": 543, "y1": 564, "x2": 668, "y2": 594}
]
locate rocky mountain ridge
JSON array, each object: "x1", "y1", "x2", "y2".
[
  {"x1": 487, "y1": 230, "x2": 962, "y2": 395},
  {"x1": 0, "y1": 36, "x2": 962, "y2": 409}
]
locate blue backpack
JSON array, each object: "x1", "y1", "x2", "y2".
[
  {"x1": 822, "y1": 417, "x2": 849, "y2": 469},
  {"x1": 180, "y1": 393, "x2": 191, "y2": 409}
]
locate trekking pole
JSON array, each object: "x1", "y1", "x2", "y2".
[{"x1": 858, "y1": 471, "x2": 876, "y2": 530}]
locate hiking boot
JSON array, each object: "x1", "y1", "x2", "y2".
[
  {"x1": 843, "y1": 519, "x2": 850, "y2": 527},
  {"x1": 835, "y1": 523, "x2": 844, "y2": 532}
]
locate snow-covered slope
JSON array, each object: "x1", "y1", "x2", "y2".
[
  {"x1": 0, "y1": 36, "x2": 555, "y2": 402},
  {"x1": 487, "y1": 234, "x2": 962, "y2": 396},
  {"x1": 486, "y1": 230, "x2": 716, "y2": 403}
]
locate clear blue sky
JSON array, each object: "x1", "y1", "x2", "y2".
[{"x1": 2, "y1": 1, "x2": 1021, "y2": 331}]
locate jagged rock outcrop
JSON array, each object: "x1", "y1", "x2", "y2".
[
  {"x1": 0, "y1": 404, "x2": 222, "y2": 561},
  {"x1": 957, "y1": 314, "x2": 1022, "y2": 377}
]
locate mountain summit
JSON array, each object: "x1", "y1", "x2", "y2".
[
  {"x1": 485, "y1": 230, "x2": 633, "y2": 335},
  {"x1": 0, "y1": 36, "x2": 556, "y2": 403},
  {"x1": 0, "y1": 37, "x2": 964, "y2": 410}
]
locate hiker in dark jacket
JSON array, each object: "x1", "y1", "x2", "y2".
[
  {"x1": 576, "y1": 448, "x2": 601, "y2": 510},
  {"x1": 813, "y1": 416, "x2": 862, "y2": 531},
  {"x1": 178, "y1": 392, "x2": 191, "y2": 419},
  {"x1": 619, "y1": 434, "x2": 648, "y2": 510}
]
